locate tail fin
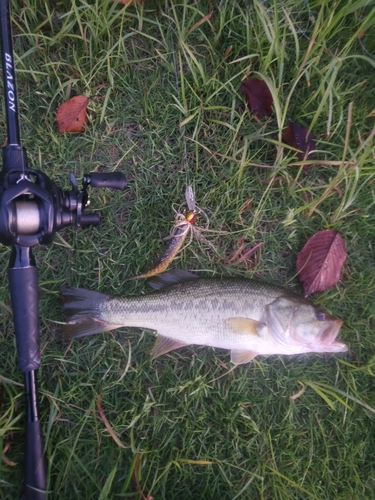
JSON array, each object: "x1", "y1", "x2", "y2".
[{"x1": 58, "y1": 286, "x2": 115, "y2": 340}]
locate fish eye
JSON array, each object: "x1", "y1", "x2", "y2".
[{"x1": 315, "y1": 311, "x2": 326, "y2": 321}]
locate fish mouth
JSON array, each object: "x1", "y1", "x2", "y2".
[{"x1": 320, "y1": 319, "x2": 346, "y2": 350}]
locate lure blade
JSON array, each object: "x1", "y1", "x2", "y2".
[{"x1": 185, "y1": 185, "x2": 196, "y2": 212}]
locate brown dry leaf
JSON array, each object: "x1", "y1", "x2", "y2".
[
  {"x1": 134, "y1": 453, "x2": 152, "y2": 500},
  {"x1": 2, "y1": 442, "x2": 17, "y2": 467},
  {"x1": 297, "y1": 230, "x2": 347, "y2": 296},
  {"x1": 97, "y1": 395, "x2": 127, "y2": 449},
  {"x1": 2, "y1": 453, "x2": 17, "y2": 467},
  {"x1": 56, "y1": 95, "x2": 89, "y2": 134}
]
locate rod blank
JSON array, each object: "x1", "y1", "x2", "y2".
[{"x1": 0, "y1": 0, "x2": 21, "y2": 146}]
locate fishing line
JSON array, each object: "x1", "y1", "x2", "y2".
[
  {"x1": 122, "y1": 4, "x2": 221, "y2": 280},
  {"x1": 165, "y1": 0, "x2": 193, "y2": 196}
]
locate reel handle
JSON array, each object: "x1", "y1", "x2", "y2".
[{"x1": 84, "y1": 172, "x2": 127, "y2": 190}]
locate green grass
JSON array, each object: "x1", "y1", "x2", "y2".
[{"x1": 1, "y1": 0, "x2": 375, "y2": 498}]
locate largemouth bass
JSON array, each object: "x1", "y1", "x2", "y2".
[{"x1": 58, "y1": 270, "x2": 347, "y2": 365}]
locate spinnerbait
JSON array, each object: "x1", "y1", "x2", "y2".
[{"x1": 127, "y1": 186, "x2": 205, "y2": 280}]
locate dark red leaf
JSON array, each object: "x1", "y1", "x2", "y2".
[
  {"x1": 297, "y1": 230, "x2": 347, "y2": 296},
  {"x1": 240, "y1": 78, "x2": 273, "y2": 118},
  {"x1": 283, "y1": 122, "x2": 316, "y2": 173}
]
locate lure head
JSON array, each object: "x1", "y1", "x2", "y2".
[{"x1": 185, "y1": 210, "x2": 197, "y2": 224}]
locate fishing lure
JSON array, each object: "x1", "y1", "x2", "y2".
[{"x1": 126, "y1": 186, "x2": 202, "y2": 281}]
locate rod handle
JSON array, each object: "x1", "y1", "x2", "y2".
[{"x1": 8, "y1": 265, "x2": 40, "y2": 372}]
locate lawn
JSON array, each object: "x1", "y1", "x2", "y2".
[{"x1": 1, "y1": 0, "x2": 375, "y2": 498}]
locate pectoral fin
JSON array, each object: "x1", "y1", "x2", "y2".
[
  {"x1": 225, "y1": 317, "x2": 261, "y2": 335},
  {"x1": 150, "y1": 335, "x2": 187, "y2": 359},
  {"x1": 230, "y1": 349, "x2": 258, "y2": 365}
]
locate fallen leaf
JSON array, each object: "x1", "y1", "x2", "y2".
[
  {"x1": 97, "y1": 395, "x2": 126, "y2": 449},
  {"x1": 1, "y1": 453, "x2": 17, "y2": 467},
  {"x1": 290, "y1": 381, "x2": 306, "y2": 400},
  {"x1": 224, "y1": 238, "x2": 263, "y2": 267},
  {"x1": 236, "y1": 242, "x2": 263, "y2": 264},
  {"x1": 225, "y1": 237, "x2": 245, "y2": 264},
  {"x1": 2, "y1": 442, "x2": 17, "y2": 467},
  {"x1": 297, "y1": 230, "x2": 347, "y2": 296},
  {"x1": 134, "y1": 453, "x2": 152, "y2": 500},
  {"x1": 240, "y1": 78, "x2": 273, "y2": 118},
  {"x1": 283, "y1": 122, "x2": 316, "y2": 173},
  {"x1": 56, "y1": 95, "x2": 89, "y2": 134}
]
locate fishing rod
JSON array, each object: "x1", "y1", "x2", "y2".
[{"x1": 0, "y1": 1, "x2": 127, "y2": 498}]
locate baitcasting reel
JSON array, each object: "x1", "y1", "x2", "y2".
[{"x1": 0, "y1": 144, "x2": 127, "y2": 247}]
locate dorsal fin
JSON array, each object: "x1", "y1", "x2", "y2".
[{"x1": 147, "y1": 269, "x2": 199, "y2": 290}]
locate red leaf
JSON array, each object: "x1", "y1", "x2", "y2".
[
  {"x1": 283, "y1": 122, "x2": 316, "y2": 173},
  {"x1": 56, "y1": 95, "x2": 89, "y2": 134},
  {"x1": 297, "y1": 230, "x2": 347, "y2": 296},
  {"x1": 240, "y1": 78, "x2": 273, "y2": 118}
]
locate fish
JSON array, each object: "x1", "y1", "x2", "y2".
[{"x1": 58, "y1": 269, "x2": 347, "y2": 365}]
